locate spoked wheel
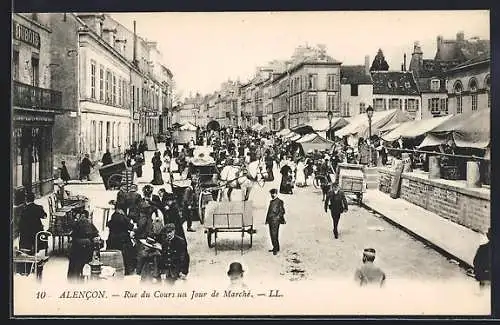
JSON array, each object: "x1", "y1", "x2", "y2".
[
  {"x1": 357, "y1": 193, "x2": 363, "y2": 205},
  {"x1": 198, "y1": 190, "x2": 213, "y2": 225},
  {"x1": 313, "y1": 175, "x2": 326, "y2": 189},
  {"x1": 107, "y1": 174, "x2": 123, "y2": 190}
]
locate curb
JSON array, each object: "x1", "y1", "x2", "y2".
[{"x1": 360, "y1": 200, "x2": 474, "y2": 272}]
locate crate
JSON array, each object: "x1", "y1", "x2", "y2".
[
  {"x1": 340, "y1": 176, "x2": 364, "y2": 192},
  {"x1": 442, "y1": 165, "x2": 461, "y2": 180}
]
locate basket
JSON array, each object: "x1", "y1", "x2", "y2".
[{"x1": 100, "y1": 250, "x2": 125, "y2": 278}]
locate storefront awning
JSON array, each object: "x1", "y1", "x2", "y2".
[{"x1": 382, "y1": 115, "x2": 454, "y2": 142}]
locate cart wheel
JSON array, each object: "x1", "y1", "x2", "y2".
[
  {"x1": 198, "y1": 191, "x2": 209, "y2": 225},
  {"x1": 207, "y1": 229, "x2": 215, "y2": 248},
  {"x1": 357, "y1": 193, "x2": 363, "y2": 205},
  {"x1": 107, "y1": 174, "x2": 123, "y2": 190}
]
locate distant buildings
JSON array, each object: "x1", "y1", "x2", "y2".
[{"x1": 340, "y1": 57, "x2": 373, "y2": 118}]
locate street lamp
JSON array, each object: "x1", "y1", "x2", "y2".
[
  {"x1": 327, "y1": 110, "x2": 333, "y2": 140},
  {"x1": 366, "y1": 105, "x2": 374, "y2": 167}
]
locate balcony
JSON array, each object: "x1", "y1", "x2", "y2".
[{"x1": 13, "y1": 81, "x2": 63, "y2": 112}]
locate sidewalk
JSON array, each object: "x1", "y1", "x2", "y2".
[{"x1": 362, "y1": 189, "x2": 486, "y2": 269}]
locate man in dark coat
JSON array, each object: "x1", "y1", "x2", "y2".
[
  {"x1": 182, "y1": 182, "x2": 197, "y2": 233},
  {"x1": 265, "y1": 188, "x2": 286, "y2": 255},
  {"x1": 158, "y1": 223, "x2": 189, "y2": 285},
  {"x1": 134, "y1": 191, "x2": 155, "y2": 276},
  {"x1": 79, "y1": 154, "x2": 94, "y2": 181},
  {"x1": 67, "y1": 210, "x2": 100, "y2": 281},
  {"x1": 324, "y1": 182, "x2": 348, "y2": 239},
  {"x1": 102, "y1": 150, "x2": 113, "y2": 166},
  {"x1": 60, "y1": 161, "x2": 71, "y2": 183},
  {"x1": 473, "y1": 228, "x2": 491, "y2": 289},
  {"x1": 18, "y1": 192, "x2": 46, "y2": 254},
  {"x1": 106, "y1": 208, "x2": 136, "y2": 275}
]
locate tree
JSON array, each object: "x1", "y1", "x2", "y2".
[{"x1": 370, "y1": 49, "x2": 390, "y2": 71}]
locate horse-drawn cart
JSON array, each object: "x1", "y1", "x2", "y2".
[
  {"x1": 335, "y1": 163, "x2": 366, "y2": 205},
  {"x1": 203, "y1": 201, "x2": 255, "y2": 254}
]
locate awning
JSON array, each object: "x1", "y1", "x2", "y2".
[
  {"x1": 290, "y1": 124, "x2": 315, "y2": 135},
  {"x1": 297, "y1": 134, "x2": 334, "y2": 153},
  {"x1": 418, "y1": 133, "x2": 449, "y2": 148},
  {"x1": 296, "y1": 133, "x2": 317, "y2": 143},
  {"x1": 251, "y1": 123, "x2": 263, "y2": 131},
  {"x1": 290, "y1": 134, "x2": 302, "y2": 141},
  {"x1": 308, "y1": 117, "x2": 350, "y2": 132},
  {"x1": 336, "y1": 109, "x2": 412, "y2": 138},
  {"x1": 284, "y1": 131, "x2": 298, "y2": 139},
  {"x1": 258, "y1": 125, "x2": 270, "y2": 133},
  {"x1": 179, "y1": 122, "x2": 197, "y2": 131},
  {"x1": 382, "y1": 115, "x2": 454, "y2": 142},
  {"x1": 419, "y1": 109, "x2": 490, "y2": 149},
  {"x1": 277, "y1": 128, "x2": 291, "y2": 137}
]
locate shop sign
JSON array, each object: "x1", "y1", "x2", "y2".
[
  {"x1": 14, "y1": 113, "x2": 53, "y2": 123},
  {"x1": 13, "y1": 22, "x2": 41, "y2": 49}
]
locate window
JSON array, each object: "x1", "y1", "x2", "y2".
[
  {"x1": 350, "y1": 84, "x2": 358, "y2": 96},
  {"x1": 359, "y1": 102, "x2": 366, "y2": 114},
  {"x1": 327, "y1": 74, "x2": 337, "y2": 90},
  {"x1": 112, "y1": 74, "x2": 117, "y2": 105},
  {"x1": 407, "y1": 99, "x2": 417, "y2": 112},
  {"x1": 131, "y1": 86, "x2": 135, "y2": 111},
  {"x1": 90, "y1": 60, "x2": 96, "y2": 99},
  {"x1": 112, "y1": 122, "x2": 115, "y2": 148},
  {"x1": 98, "y1": 121, "x2": 103, "y2": 151},
  {"x1": 440, "y1": 98, "x2": 448, "y2": 114},
  {"x1": 13, "y1": 51, "x2": 19, "y2": 81},
  {"x1": 105, "y1": 70, "x2": 111, "y2": 103},
  {"x1": 430, "y1": 98, "x2": 440, "y2": 113},
  {"x1": 472, "y1": 94, "x2": 478, "y2": 111},
  {"x1": 118, "y1": 77, "x2": 122, "y2": 106},
  {"x1": 431, "y1": 79, "x2": 440, "y2": 91},
  {"x1": 308, "y1": 94, "x2": 317, "y2": 111},
  {"x1": 117, "y1": 122, "x2": 121, "y2": 147},
  {"x1": 373, "y1": 98, "x2": 384, "y2": 111},
  {"x1": 343, "y1": 102, "x2": 350, "y2": 117},
  {"x1": 454, "y1": 81, "x2": 463, "y2": 114},
  {"x1": 99, "y1": 65, "x2": 104, "y2": 101},
  {"x1": 389, "y1": 98, "x2": 400, "y2": 110},
  {"x1": 327, "y1": 94, "x2": 336, "y2": 111},
  {"x1": 404, "y1": 82, "x2": 410, "y2": 89},
  {"x1": 308, "y1": 74, "x2": 317, "y2": 90},
  {"x1": 106, "y1": 121, "x2": 110, "y2": 149},
  {"x1": 469, "y1": 78, "x2": 478, "y2": 111},
  {"x1": 31, "y1": 57, "x2": 39, "y2": 87},
  {"x1": 90, "y1": 121, "x2": 96, "y2": 152}
]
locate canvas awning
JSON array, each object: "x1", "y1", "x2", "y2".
[
  {"x1": 290, "y1": 124, "x2": 315, "y2": 135},
  {"x1": 284, "y1": 131, "x2": 298, "y2": 139},
  {"x1": 179, "y1": 122, "x2": 197, "y2": 131},
  {"x1": 382, "y1": 115, "x2": 454, "y2": 142},
  {"x1": 297, "y1": 134, "x2": 334, "y2": 153},
  {"x1": 290, "y1": 134, "x2": 302, "y2": 141},
  {"x1": 277, "y1": 128, "x2": 291, "y2": 137},
  {"x1": 308, "y1": 117, "x2": 350, "y2": 132},
  {"x1": 419, "y1": 109, "x2": 490, "y2": 149},
  {"x1": 336, "y1": 109, "x2": 411, "y2": 138}
]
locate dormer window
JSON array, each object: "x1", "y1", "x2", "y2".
[
  {"x1": 405, "y1": 81, "x2": 411, "y2": 89},
  {"x1": 387, "y1": 82, "x2": 392, "y2": 89},
  {"x1": 430, "y1": 79, "x2": 440, "y2": 91}
]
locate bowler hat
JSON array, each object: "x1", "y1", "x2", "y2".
[
  {"x1": 269, "y1": 188, "x2": 277, "y2": 195},
  {"x1": 227, "y1": 262, "x2": 244, "y2": 276},
  {"x1": 363, "y1": 248, "x2": 376, "y2": 257},
  {"x1": 164, "y1": 223, "x2": 176, "y2": 232}
]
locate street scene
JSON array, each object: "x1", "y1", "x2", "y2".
[{"x1": 12, "y1": 11, "x2": 490, "y2": 316}]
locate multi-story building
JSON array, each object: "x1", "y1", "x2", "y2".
[
  {"x1": 239, "y1": 81, "x2": 253, "y2": 128},
  {"x1": 371, "y1": 71, "x2": 421, "y2": 120},
  {"x1": 12, "y1": 13, "x2": 64, "y2": 198},
  {"x1": 46, "y1": 13, "x2": 174, "y2": 177},
  {"x1": 270, "y1": 71, "x2": 290, "y2": 131},
  {"x1": 446, "y1": 55, "x2": 490, "y2": 115},
  {"x1": 340, "y1": 56, "x2": 373, "y2": 118},
  {"x1": 262, "y1": 78, "x2": 273, "y2": 130},
  {"x1": 160, "y1": 65, "x2": 174, "y2": 132}
]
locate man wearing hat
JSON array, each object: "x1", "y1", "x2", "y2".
[
  {"x1": 265, "y1": 188, "x2": 286, "y2": 255},
  {"x1": 354, "y1": 248, "x2": 386, "y2": 287},
  {"x1": 158, "y1": 223, "x2": 189, "y2": 285},
  {"x1": 473, "y1": 228, "x2": 491, "y2": 289},
  {"x1": 227, "y1": 262, "x2": 247, "y2": 288},
  {"x1": 324, "y1": 182, "x2": 348, "y2": 239}
]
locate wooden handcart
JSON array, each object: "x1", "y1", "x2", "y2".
[
  {"x1": 336, "y1": 163, "x2": 366, "y2": 205},
  {"x1": 99, "y1": 161, "x2": 134, "y2": 190},
  {"x1": 203, "y1": 201, "x2": 255, "y2": 254}
]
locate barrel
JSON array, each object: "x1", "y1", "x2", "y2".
[
  {"x1": 428, "y1": 156, "x2": 441, "y2": 179},
  {"x1": 466, "y1": 160, "x2": 481, "y2": 188},
  {"x1": 100, "y1": 250, "x2": 125, "y2": 278}
]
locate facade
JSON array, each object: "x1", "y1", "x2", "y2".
[
  {"x1": 12, "y1": 13, "x2": 63, "y2": 198},
  {"x1": 287, "y1": 60, "x2": 342, "y2": 127},
  {"x1": 445, "y1": 56, "x2": 490, "y2": 115},
  {"x1": 270, "y1": 73, "x2": 289, "y2": 131},
  {"x1": 371, "y1": 71, "x2": 421, "y2": 120},
  {"x1": 340, "y1": 59, "x2": 373, "y2": 118},
  {"x1": 46, "y1": 13, "x2": 174, "y2": 177},
  {"x1": 262, "y1": 79, "x2": 273, "y2": 130}
]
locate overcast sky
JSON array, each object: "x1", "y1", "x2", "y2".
[{"x1": 110, "y1": 11, "x2": 489, "y2": 97}]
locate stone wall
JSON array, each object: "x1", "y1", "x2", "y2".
[{"x1": 378, "y1": 168, "x2": 490, "y2": 233}]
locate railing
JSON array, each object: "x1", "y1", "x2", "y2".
[{"x1": 12, "y1": 81, "x2": 63, "y2": 111}]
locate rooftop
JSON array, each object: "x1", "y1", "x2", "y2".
[
  {"x1": 340, "y1": 65, "x2": 372, "y2": 85},
  {"x1": 371, "y1": 71, "x2": 420, "y2": 96}
]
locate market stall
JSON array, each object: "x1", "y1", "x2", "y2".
[
  {"x1": 172, "y1": 122, "x2": 198, "y2": 144},
  {"x1": 382, "y1": 115, "x2": 454, "y2": 143},
  {"x1": 296, "y1": 133, "x2": 334, "y2": 153},
  {"x1": 290, "y1": 123, "x2": 315, "y2": 135},
  {"x1": 277, "y1": 128, "x2": 291, "y2": 137}
]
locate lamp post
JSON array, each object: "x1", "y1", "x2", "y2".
[
  {"x1": 327, "y1": 110, "x2": 333, "y2": 140},
  {"x1": 366, "y1": 105, "x2": 374, "y2": 167}
]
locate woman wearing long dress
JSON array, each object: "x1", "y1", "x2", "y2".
[
  {"x1": 295, "y1": 158, "x2": 307, "y2": 187},
  {"x1": 279, "y1": 164, "x2": 293, "y2": 194},
  {"x1": 151, "y1": 152, "x2": 164, "y2": 185}
]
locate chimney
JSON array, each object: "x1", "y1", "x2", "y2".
[
  {"x1": 133, "y1": 20, "x2": 138, "y2": 66},
  {"x1": 403, "y1": 53, "x2": 406, "y2": 71},
  {"x1": 437, "y1": 35, "x2": 443, "y2": 51},
  {"x1": 364, "y1": 55, "x2": 370, "y2": 75},
  {"x1": 457, "y1": 31, "x2": 465, "y2": 43}
]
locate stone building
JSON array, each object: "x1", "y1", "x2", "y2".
[
  {"x1": 340, "y1": 56, "x2": 373, "y2": 118},
  {"x1": 12, "y1": 13, "x2": 63, "y2": 198},
  {"x1": 371, "y1": 71, "x2": 421, "y2": 120},
  {"x1": 445, "y1": 55, "x2": 490, "y2": 115}
]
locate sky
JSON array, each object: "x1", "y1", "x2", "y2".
[{"x1": 110, "y1": 11, "x2": 490, "y2": 97}]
